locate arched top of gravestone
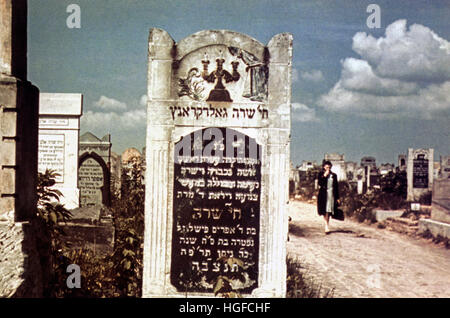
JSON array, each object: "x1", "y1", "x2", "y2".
[
  {"x1": 175, "y1": 30, "x2": 266, "y2": 62},
  {"x1": 79, "y1": 151, "x2": 108, "y2": 170}
]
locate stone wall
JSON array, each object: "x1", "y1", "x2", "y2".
[
  {"x1": 0, "y1": 0, "x2": 46, "y2": 298},
  {"x1": 431, "y1": 178, "x2": 450, "y2": 224},
  {"x1": 0, "y1": 217, "x2": 44, "y2": 297}
]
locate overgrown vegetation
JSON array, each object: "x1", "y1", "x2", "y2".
[
  {"x1": 37, "y1": 158, "x2": 145, "y2": 297},
  {"x1": 341, "y1": 171, "x2": 408, "y2": 223},
  {"x1": 286, "y1": 256, "x2": 334, "y2": 298},
  {"x1": 294, "y1": 169, "x2": 409, "y2": 223},
  {"x1": 295, "y1": 166, "x2": 321, "y2": 200},
  {"x1": 40, "y1": 161, "x2": 341, "y2": 297},
  {"x1": 420, "y1": 229, "x2": 450, "y2": 249}
]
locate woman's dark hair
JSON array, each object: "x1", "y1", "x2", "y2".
[{"x1": 322, "y1": 160, "x2": 332, "y2": 167}]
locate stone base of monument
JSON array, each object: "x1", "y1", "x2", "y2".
[
  {"x1": 52, "y1": 186, "x2": 80, "y2": 210},
  {"x1": 372, "y1": 209, "x2": 405, "y2": 222},
  {"x1": 419, "y1": 218, "x2": 450, "y2": 240},
  {"x1": 419, "y1": 180, "x2": 450, "y2": 240}
]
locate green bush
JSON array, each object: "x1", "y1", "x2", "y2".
[
  {"x1": 340, "y1": 171, "x2": 408, "y2": 223},
  {"x1": 38, "y1": 159, "x2": 146, "y2": 297}
]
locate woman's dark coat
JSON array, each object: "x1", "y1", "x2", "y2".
[{"x1": 317, "y1": 171, "x2": 339, "y2": 216}]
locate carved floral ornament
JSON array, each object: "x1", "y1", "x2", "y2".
[{"x1": 178, "y1": 47, "x2": 269, "y2": 103}]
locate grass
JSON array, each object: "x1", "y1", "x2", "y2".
[
  {"x1": 286, "y1": 256, "x2": 334, "y2": 298},
  {"x1": 420, "y1": 229, "x2": 450, "y2": 249}
]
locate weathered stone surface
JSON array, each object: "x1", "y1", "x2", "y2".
[
  {"x1": 39, "y1": 93, "x2": 83, "y2": 210},
  {"x1": 0, "y1": 221, "x2": 44, "y2": 297},
  {"x1": 431, "y1": 178, "x2": 450, "y2": 224},
  {"x1": 419, "y1": 218, "x2": 450, "y2": 239},
  {"x1": 407, "y1": 148, "x2": 434, "y2": 201},
  {"x1": 78, "y1": 132, "x2": 111, "y2": 208},
  {"x1": 372, "y1": 209, "x2": 405, "y2": 222},
  {"x1": 0, "y1": 0, "x2": 46, "y2": 298},
  {"x1": 0, "y1": 0, "x2": 27, "y2": 80},
  {"x1": 143, "y1": 29, "x2": 292, "y2": 298}
]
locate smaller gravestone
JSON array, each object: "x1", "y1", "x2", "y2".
[
  {"x1": 78, "y1": 132, "x2": 111, "y2": 207},
  {"x1": 398, "y1": 154, "x2": 407, "y2": 171},
  {"x1": 324, "y1": 153, "x2": 346, "y2": 181},
  {"x1": 440, "y1": 155, "x2": 450, "y2": 179},
  {"x1": 39, "y1": 93, "x2": 83, "y2": 209},
  {"x1": 407, "y1": 148, "x2": 434, "y2": 201}
]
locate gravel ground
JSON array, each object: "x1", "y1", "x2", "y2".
[{"x1": 287, "y1": 200, "x2": 450, "y2": 298}]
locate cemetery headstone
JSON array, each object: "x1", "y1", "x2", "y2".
[
  {"x1": 142, "y1": 29, "x2": 292, "y2": 297},
  {"x1": 38, "y1": 93, "x2": 83, "y2": 209},
  {"x1": 78, "y1": 132, "x2": 111, "y2": 207},
  {"x1": 407, "y1": 148, "x2": 434, "y2": 201},
  {"x1": 440, "y1": 155, "x2": 450, "y2": 179}
]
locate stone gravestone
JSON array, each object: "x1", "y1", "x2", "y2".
[
  {"x1": 38, "y1": 93, "x2": 83, "y2": 209},
  {"x1": 78, "y1": 132, "x2": 112, "y2": 207},
  {"x1": 143, "y1": 29, "x2": 292, "y2": 297},
  {"x1": 440, "y1": 155, "x2": 450, "y2": 179},
  {"x1": 407, "y1": 148, "x2": 434, "y2": 201},
  {"x1": 419, "y1": 177, "x2": 450, "y2": 239}
]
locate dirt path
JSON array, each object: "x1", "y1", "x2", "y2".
[{"x1": 287, "y1": 200, "x2": 450, "y2": 298}]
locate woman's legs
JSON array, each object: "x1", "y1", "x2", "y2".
[{"x1": 323, "y1": 212, "x2": 330, "y2": 233}]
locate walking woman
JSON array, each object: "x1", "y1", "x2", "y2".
[{"x1": 317, "y1": 160, "x2": 340, "y2": 234}]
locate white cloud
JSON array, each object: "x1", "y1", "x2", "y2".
[
  {"x1": 300, "y1": 69, "x2": 324, "y2": 82},
  {"x1": 318, "y1": 81, "x2": 450, "y2": 120},
  {"x1": 292, "y1": 103, "x2": 321, "y2": 122},
  {"x1": 340, "y1": 58, "x2": 419, "y2": 96},
  {"x1": 352, "y1": 19, "x2": 450, "y2": 83},
  {"x1": 94, "y1": 95, "x2": 127, "y2": 112},
  {"x1": 318, "y1": 19, "x2": 450, "y2": 120},
  {"x1": 139, "y1": 94, "x2": 148, "y2": 106},
  {"x1": 81, "y1": 109, "x2": 146, "y2": 132}
]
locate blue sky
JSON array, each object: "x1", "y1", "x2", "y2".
[{"x1": 28, "y1": 0, "x2": 450, "y2": 165}]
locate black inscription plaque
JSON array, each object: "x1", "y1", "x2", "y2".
[
  {"x1": 413, "y1": 156, "x2": 429, "y2": 188},
  {"x1": 171, "y1": 127, "x2": 261, "y2": 294}
]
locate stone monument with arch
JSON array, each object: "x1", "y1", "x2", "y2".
[{"x1": 142, "y1": 29, "x2": 292, "y2": 298}]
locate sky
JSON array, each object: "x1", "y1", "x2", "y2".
[{"x1": 27, "y1": 0, "x2": 450, "y2": 166}]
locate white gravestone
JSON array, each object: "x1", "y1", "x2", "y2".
[
  {"x1": 142, "y1": 29, "x2": 292, "y2": 298},
  {"x1": 38, "y1": 93, "x2": 83, "y2": 209}
]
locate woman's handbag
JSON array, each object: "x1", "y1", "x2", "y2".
[{"x1": 332, "y1": 208, "x2": 345, "y2": 221}]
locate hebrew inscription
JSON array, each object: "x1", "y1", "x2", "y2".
[
  {"x1": 38, "y1": 134, "x2": 65, "y2": 182},
  {"x1": 170, "y1": 127, "x2": 261, "y2": 294}
]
